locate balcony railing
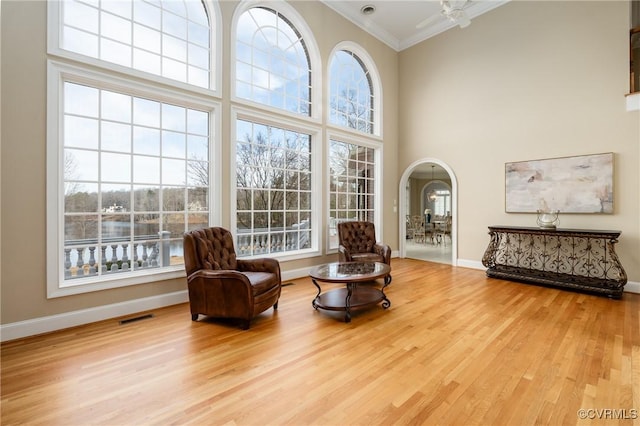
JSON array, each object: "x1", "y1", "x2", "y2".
[
  {"x1": 236, "y1": 221, "x2": 310, "y2": 256},
  {"x1": 64, "y1": 221, "x2": 315, "y2": 279},
  {"x1": 64, "y1": 231, "x2": 172, "y2": 279}
]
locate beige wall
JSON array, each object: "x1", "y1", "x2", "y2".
[
  {"x1": 2, "y1": 0, "x2": 637, "y2": 328},
  {"x1": 409, "y1": 177, "x2": 429, "y2": 217},
  {"x1": 399, "y1": 1, "x2": 640, "y2": 280},
  {"x1": 0, "y1": 1, "x2": 399, "y2": 324}
]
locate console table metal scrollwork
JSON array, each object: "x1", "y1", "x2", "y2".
[{"x1": 481, "y1": 226, "x2": 627, "y2": 298}]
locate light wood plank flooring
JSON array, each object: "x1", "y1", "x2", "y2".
[{"x1": 2, "y1": 259, "x2": 639, "y2": 425}]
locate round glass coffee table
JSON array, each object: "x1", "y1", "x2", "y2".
[{"x1": 309, "y1": 262, "x2": 391, "y2": 323}]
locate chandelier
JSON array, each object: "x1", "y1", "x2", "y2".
[{"x1": 428, "y1": 165, "x2": 437, "y2": 201}]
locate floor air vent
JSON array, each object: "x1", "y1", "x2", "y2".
[{"x1": 119, "y1": 314, "x2": 154, "y2": 325}]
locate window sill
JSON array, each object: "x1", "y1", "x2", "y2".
[
  {"x1": 626, "y1": 92, "x2": 640, "y2": 111},
  {"x1": 48, "y1": 267, "x2": 186, "y2": 299}
]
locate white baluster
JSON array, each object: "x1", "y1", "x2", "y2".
[
  {"x1": 132, "y1": 243, "x2": 138, "y2": 270},
  {"x1": 150, "y1": 242, "x2": 159, "y2": 267},
  {"x1": 121, "y1": 245, "x2": 129, "y2": 270},
  {"x1": 142, "y1": 243, "x2": 149, "y2": 268},
  {"x1": 76, "y1": 248, "x2": 85, "y2": 276},
  {"x1": 64, "y1": 248, "x2": 72, "y2": 278},
  {"x1": 110, "y1": 245, "x2": 119, "y2": 272},
  {"x1": 88, "y1": 246, "x2": 96, "y2": 275},
  {"x1": 101, "y1": 246, "x2": 108, "y2": 273}
]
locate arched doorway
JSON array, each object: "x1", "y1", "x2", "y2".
[{"x1": 398, "y1": 158, "x2": 457, "y2": 265}]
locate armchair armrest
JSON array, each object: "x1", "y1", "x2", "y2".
[
  {"x1": 237, "y1": 258, "x2": 281, "y2": 278},
  {"x1": 338, "y1": 245, "x2": 353, "y2": 262},
  {"x1": 187, "y1": 269, "x2": 251, "y2": 284},
  {"x1": 374, "y1": 243, "x2": 391, "y2": 265}
]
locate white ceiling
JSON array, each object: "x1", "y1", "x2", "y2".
[{"x1": 320, "y1": 0, "x2": 510, "y2": 51}]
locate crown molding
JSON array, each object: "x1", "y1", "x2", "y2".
[
  {"x1": 321, "y1": 0, "x2": 510, "y2": 52},
  {"x1": 319, "y1": 0, "x2": 402, "y2": 51}
]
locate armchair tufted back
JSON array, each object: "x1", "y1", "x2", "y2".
[
  {"x1": 183, "y1": 227, "x2": 238, "y2": 276},
  {"x1": 338, "y1": 221, "x2": 377, "y2": 254}
]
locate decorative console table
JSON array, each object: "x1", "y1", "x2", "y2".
[{"x1": 482, "y1": 226, "x2": 627, "y2": 298}]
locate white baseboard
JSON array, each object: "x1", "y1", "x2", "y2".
[
  {"x1": 624, "y1": 280, "x2": 640, "y2": 294},
  {"x1": 0, "y1": 266, "x2": 315, "y2": 343},
  {"x1": 281, "y1": 266, "x2": 312, "y2": 282},
  {"x1": 2, "y1": 263, "x2": 637, "y2": 342},
  {"x1": 0, "y1": 290, "x2": 189, "y2": 343},
  {"x1": 456, "y1": 258, "x2": 484, "y2": 270}
]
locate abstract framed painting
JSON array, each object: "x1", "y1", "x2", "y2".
[{"x1": 505, "y1": 152, "x2": 614, "y2": 213}]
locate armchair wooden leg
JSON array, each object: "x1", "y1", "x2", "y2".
[
  {"x1": 241, "y1": 320, "x2": 251, "y2": 330},
  {"x1": 191, "y1": 314, "x2": 199, "y2": 321},
  {"x1": 273, "y1": 301, "x2": 279, "y2": 310}
]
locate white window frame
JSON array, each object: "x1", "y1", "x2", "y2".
[
  {"x1": 325, "y1": 42, "x2": 383, "y2": 253},
  {"x1": 230, "y1": 0, "x2": 322, "y2": 122},
  {"x1": 47, "y1": 0, "x2": 222, "y2": 98},
  {"x1": 230, "y1": 106, "x2": 322, "y2": 261},
  {"x1": 328, "y1": 42, "x2": 382, "y2": 137},
  {"x1": 325, "y1": 130, "x2": 383, "y2": 253},
  {"x1": 46, "y1": 60, "x2": 222, "y2": 298},
  {"x1": 230, "y1": 0, "x2": 322, "y2": 260}
]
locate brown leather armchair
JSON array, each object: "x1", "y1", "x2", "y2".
[
  {"x1": 337, "y1": 221, "x2": 392, "y2": 282},
  {"x1": 183, "y1": 227, "x2": 282, "y2": 329}
]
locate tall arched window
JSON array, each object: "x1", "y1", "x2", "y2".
[
  {"x1": 232, "y1": 2, "x2": 321, "y2": 258},
  {"x1": 47, "y1": 1, "x2": 221, "y2": 297},
  {"x1": 329, "y1": 49, "x2": 374, "y2": 134},
  {"x1": 235, "y1": 6, "x2": 312, "y2": 115},
  {"x1": 327, "y1": 44, "x2": 382, "y2": 249}
]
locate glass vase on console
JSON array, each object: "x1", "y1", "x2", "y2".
[{"x1": 536, "y1": 210, "x2": 560, "y2": 229}]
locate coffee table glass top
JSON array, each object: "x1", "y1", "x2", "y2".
[{"x1": 309, "y1": 262, "x2": 390, "y2": 282}]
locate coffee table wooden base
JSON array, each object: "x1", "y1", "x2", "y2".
[
  {"x1": 309, "y1": 262, "x2": 392, "y2": 323},
  {"x1": 312, "y1": 283, "x2": 390, "y2": 323}
]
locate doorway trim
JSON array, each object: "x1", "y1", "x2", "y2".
[{"x1": 398, "y1": 158, "x2": 458, "y2": 265}]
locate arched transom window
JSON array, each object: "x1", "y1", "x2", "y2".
[
  {"x1": 59, "y1": 0, "x2": 211, "y2": 88},
  {"x1": 235, "y1": 7, "x2": 312, "y2": 115},
  {"x1": 329, "y1": 50, "x2": 374, "y2": 134}
]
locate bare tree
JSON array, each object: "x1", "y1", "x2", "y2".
[
  {"x1": 328, "y1": 141, "x2": 373, "y2": 221},
  {"x1": 236, "y1": 129, "x2": 311, "y2": 229},
  {"x1": 64, "y1": 152, "x2": 81, "y2": 196},
  {"x1": 187, "y1": 158, "x2": 208, "y2": 187},
  {"x1": 332, "y1": 88, "x2": 372, "y2": 133}
]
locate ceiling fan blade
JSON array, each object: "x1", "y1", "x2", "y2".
[
  {"x1": 417, "y1": 0, "x2": 472, "y2": 30},
  {"x1": 415, "y1": 14, "x2": 442, "y2": 30}
]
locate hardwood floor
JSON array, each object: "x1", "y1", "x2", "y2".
[{"x1": 2, "y1": 259, "x2": 639, "y2": 425}]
